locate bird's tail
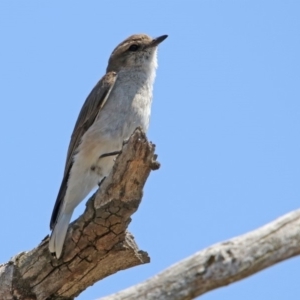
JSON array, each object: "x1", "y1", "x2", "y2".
[{"x1": 49, "y1": 212, "x2": 73, "y2": 259}]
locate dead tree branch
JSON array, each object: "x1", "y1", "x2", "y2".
[
  {"x1": 0, "y1": 128, "x2": 159, "y2": 300},
  {"x1": 99, "y1": 209, "x2": 300, "y2": 300},
  {"x1": 1, "y1": 128, "x2": 299, "y2": 300}
]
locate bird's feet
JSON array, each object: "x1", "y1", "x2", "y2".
[
  {"x1": 98, "y1": 176, "x2": 106, "y2": 187},
  {"x1": 99, "y1": 150, "x2": 121, "y2": 159}
]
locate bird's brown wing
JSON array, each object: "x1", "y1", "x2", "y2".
[{"x1": 50, "y1": 71, "x2": 118, "y2": 229}]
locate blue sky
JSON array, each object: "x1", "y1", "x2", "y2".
[{"x1": 0, "y1": 1, "x2": 299, "y2": 299}]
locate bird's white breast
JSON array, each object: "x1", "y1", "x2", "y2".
[
  {"x1": 91, "y1": 63, "x2": 156, "y2": 144},
  {"x1": 75, "y1": 61, "x2": 157, "y2": 182}
]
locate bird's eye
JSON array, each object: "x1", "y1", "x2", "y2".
[{"x1": 128, "y1": 44, "x2": 139, "y2": 51}]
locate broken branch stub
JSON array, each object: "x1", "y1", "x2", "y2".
[{"x1": 0, "y1": 128, "x2": 158, "y2": 300}]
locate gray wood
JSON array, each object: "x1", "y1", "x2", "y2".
[{"x1": 100, "y1": 209, "x2": 300, "y2": 300}]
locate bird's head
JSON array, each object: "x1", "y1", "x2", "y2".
[{"x1": 107, "y1": 34, "x2": 168, "y2": 73}]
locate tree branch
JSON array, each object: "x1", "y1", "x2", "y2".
[
  {"x1": 0, "y1": 128, "x2": 159, "y2": 300},
  {"x1": 99, "y1": 209, "x2": 300, "y2": 300},
  {"x1": 1, "y1": 129, "x2": 299, "y2": 300}
]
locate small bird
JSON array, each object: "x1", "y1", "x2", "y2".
[{"x1": 49, "y1": 33, "x2": 168, "y2": 258}]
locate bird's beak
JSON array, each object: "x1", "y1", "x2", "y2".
[{"x1": 148, "y1": 35, "x2": 168, "y2": 48}]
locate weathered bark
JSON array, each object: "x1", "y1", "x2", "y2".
[
  {"x1": 99, "y1": 209, "x2": 300, "y2": 300},
  {"x1": 0, "y1": 128, "x2": 159, "y2": 300},
  {"x1": 1, "y1": 129, "x2": 299, "y2": 300}
]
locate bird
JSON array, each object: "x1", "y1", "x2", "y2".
[{"x1": 49, "y1": 33, "x2": 168, "y2": 258}]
